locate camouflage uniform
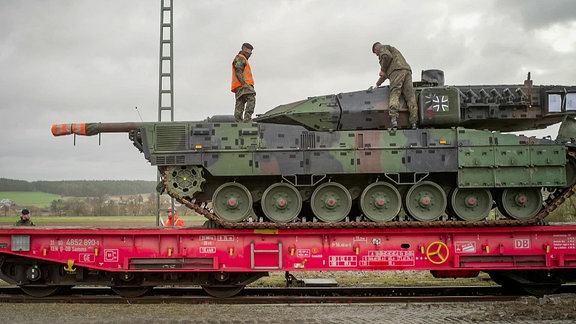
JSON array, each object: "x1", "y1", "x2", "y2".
[
  {"x1": 232, "y1": 53, "x2": 256, "y2": 122},
  {"x1": 15, "y1": 218, "x2": 35, "y2": 226},
  {"x1": 375, "y1": 44, "x2": 418, "y2": 125}
]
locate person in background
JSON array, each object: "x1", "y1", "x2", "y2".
[
  {"x1": 15, "y1": 208, "x2": 35, "y2": 226},
  {"x1": 372, "y1": 42, "x2": 418, "y2": 129},
  {"x1": 231, "y1": 42, "x2": 256, "y2": 122},
  {"x1": 165, "y1": 209, "x2": 184, "y2": 227}
]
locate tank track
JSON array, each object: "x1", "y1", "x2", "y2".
[{"x1": 161, "y1": 150, "x2": 576, "y2": 229}]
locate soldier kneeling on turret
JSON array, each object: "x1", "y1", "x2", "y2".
[{"x1": 372, "y1": 42, "x2": 418, "y2": 129}]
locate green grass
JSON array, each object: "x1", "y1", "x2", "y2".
[
  {"x1": 0, "y1": 216, "x2": 153, "y2": 224},
  {"x1": 0, "y1": 191, "x2": 62, "y2": 208},
  {"x1": 0, "y1": 215, "x2": 206, "y2": 225}
]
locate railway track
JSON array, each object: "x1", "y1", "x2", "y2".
[{"x1": 2, "y1": 285, "x2": 575, "y2": 304}]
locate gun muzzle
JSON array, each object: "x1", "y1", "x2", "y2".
[
  {"x1": 51, "y1": 123, "x2": 89, "y2": 136},
  {"x1": 51, "y1": 122, "x2": 140, "y2": 136}
]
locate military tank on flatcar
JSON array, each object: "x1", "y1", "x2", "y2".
[{"x1": 52, "y1": 70, "x2": 576, "y2": 228}]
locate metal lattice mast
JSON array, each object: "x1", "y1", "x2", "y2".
[
  {"x1": 158, "y1": 0, "x2": 174, "y2": 121},
  {"x1": 156, "y1": 0, "x2": 175, "y2": 225}
]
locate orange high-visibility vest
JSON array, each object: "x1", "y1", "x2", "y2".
[
  {"x1": 231, "y1": 54, "x2": 254, "y2": 92},
  {"x1": 165, "y1": 215, "x2": 184, "y2": 227}
]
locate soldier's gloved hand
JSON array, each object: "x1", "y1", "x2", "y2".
[{"x1": 368, "y1": 86, "x2": 374, "y2": 90}]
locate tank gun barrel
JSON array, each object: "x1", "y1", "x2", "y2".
[{"x1": 51, "y1": 122, "x2": 141, "y2": 137}]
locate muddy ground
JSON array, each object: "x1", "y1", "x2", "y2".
[{"x1": 1, "y1": 294, "x2": 576, "y2": 323}]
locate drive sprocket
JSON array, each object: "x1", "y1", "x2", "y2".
[{"x1": 163, "y1": 165, "x2": 206, "y2": 200}]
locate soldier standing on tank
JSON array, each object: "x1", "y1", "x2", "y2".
[
  {"x1": 231, "y1": 43, "x2": 256, "y2": 122},
  {"x1": 15, "y1": 209, "x2": 35, "y2": 226},
  {"x1": 372, "y1": 42, "x2": 418, "y2": 129}
]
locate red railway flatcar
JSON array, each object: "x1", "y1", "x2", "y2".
[{"x1": 1, "y1": 224, "x2": 576, "y2": 297}]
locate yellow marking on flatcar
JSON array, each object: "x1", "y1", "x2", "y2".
[
  {"x1": 64, "y1": 260, "x2": 76, "y2": 272},
  {"x1": 254, "y1": 229, "x2": 279, "y2": 234}
]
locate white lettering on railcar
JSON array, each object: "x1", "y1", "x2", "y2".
[
  {"x1": 49, "y1": 238, "x2": 100, "y2": 251},
  {"x1": 218, "y1": 235, "x2": 235, "y2": 241},
  {"x1": 200, "y1": 247, "x2": 216, "y2": 254},
  {"x1": 353, "y1": 236, "x2": 367, "y2": 243},
  {"x1": 329, "y1": 255, "x2": 357, "y2": 267},
  {"x1": 79, "y1": 253, "x2": 95, "y2": 263},
  {"x1": 64, "y1": 238, "x2": 100, "y2": 246},
  {"x1": 360, "y1": 250, "x2": 415, "y2": 266},
  {"x1": 296, "y1": 249, "x2": 310, "y2": 258},
  {"x1": 331, "y1": 242, "x2": 352, "y2": 248},
  {"x1": 455, "y1": 241, "x2": 477, "y2": 253},
  {"x1": 553, "y1": 234, "x2": 576, "y2": 249}
]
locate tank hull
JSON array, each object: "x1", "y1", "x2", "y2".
[
  {"x1": 150, "y1": 122, "x2": 565, "y2": 185},
  {"x1": 139, "y1": 121, "x2": 572, "y2": 225}
]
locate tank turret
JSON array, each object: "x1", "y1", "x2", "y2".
[{"x1": 255, "y1": 71, "x2": 576, "y2": 132}]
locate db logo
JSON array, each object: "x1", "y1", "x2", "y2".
[{"x1": 514, "y1": 239, "x2": 530, "y2": 249}]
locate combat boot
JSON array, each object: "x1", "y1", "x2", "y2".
[{"x1": 390, "y1": 117, "x2": 398, "y2": 129}]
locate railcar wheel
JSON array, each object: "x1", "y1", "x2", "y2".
[
  {"x1": 498, "y1": 187, "x2": 542, "y2": 220},
  {"x1": 111, "y1": 286, "x2": 153, "y2": 298},
  {"x1": 521, "y1": 284, "x2": 561, "y2": 296},
  {"x1": 201, "y1": 285, "x2": 245, "y2": 298},
  {"x1": 487, "y1": 272, "x2": 513, "y2": 286},
  {"x1": 212, "y1": 182, "x2": 253, "y2": 223},
  {"x1": 404, "y1": 181, "x2": 447, "y2": 221},
  {"x1": 20, "y1": 285, "x2": 62, "y2": 298},
  {"x1": 450, "y1": 188, "x2": 493, "y2": 221},
  {"x1": 488, "y1": 271, "x2": 561, "y2": 296},
  {"x1": 261, "y1": 183, "x2": 302, "y2": 222},
  {"x1": 310, "y1": 182, "x2": 352, "y2": 222},
  {"x1": 360, "y1": 182, "x2": 401, "y2": 222}
]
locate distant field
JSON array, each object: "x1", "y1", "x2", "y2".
[{"x1": 0, "y1": 191, "x2": 62, "y2": 208}]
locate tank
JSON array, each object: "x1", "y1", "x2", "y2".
[{"x1": 52, "y1": 71, "x2": 576, "y2": 228}]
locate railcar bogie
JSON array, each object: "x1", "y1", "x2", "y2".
[
  {"x1": 0, "y1": 256, "x2": 267, "y2": 298},
  {"x1": 486, "y1": 270, "x2": 576, "y2": 296}
]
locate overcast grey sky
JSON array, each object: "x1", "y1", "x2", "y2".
[{"x1": 1, "y1": 0, "x2": 575, "y2": 181}]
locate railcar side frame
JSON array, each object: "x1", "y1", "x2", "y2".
[{"x1": 1, "y1": 224, "x2": 576, "y2": 297}]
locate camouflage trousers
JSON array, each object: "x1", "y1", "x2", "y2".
[
  {"x1": 388, "y1": 70, "x2": 418, "y2": 124},
  {"x1": 234, "y1": 93, "x2": 256, "y2": 122}
]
